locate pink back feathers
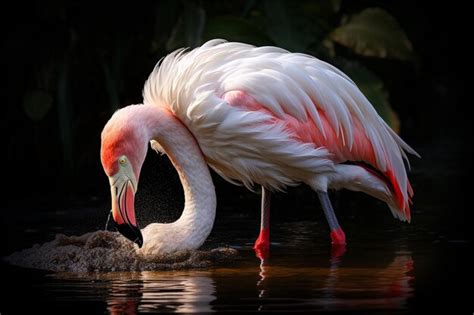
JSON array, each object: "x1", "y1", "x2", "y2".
[{"x1": 224, "y1": 90, "x2": 413, "y2": 221}]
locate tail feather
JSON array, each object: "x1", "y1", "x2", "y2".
[
  {"x1": 385, "y1": 169, "x2": 412, "y2": 222},
  {"x1": 331, "y1": 163, "x2": 412, "y2": 223}
]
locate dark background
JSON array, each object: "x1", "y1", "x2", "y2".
[
  {"x1": 2, "y1": 0, "x2": 470, "y2": 205},
  {"x1": 1, "y1": 1, "x2": 472, "y2": 312}
]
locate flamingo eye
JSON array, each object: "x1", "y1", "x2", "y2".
[{"x1": 119, "y1": 156, "x2": 127, "y2": 166}]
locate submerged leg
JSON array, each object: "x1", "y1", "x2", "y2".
[
  {"x1": 254, "y1": 186, "x2": 271, "y2": 259},
  {"x1": 317, "y1": 191, "x2": 346, "y2": 245}
]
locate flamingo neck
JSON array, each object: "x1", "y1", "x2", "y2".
[{"x1": 138, "y1": 105, "x2": 216, "y2": 253}]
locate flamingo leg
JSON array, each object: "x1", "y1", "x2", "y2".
[
  {"x1": 254, "y1": 186, "x2": 271, "y2": 259},
  {"x1": 317, "y1": 191, "x2": 347, "y2": 246}
]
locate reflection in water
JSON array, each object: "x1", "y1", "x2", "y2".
[
  {"x1": 105, "y1": 272, "x2": 215, "y2": 314},
  {"x1": 323, "y1": 245, "x2": 346, "y2": 301},
  {"x1": 317, "y1": 251, "x2": 414, "y2": 311},
  {"x1": 47, "y1": 248, "x2": 414, "y2": 312},
  {"x1": 257, "y1": 259, "x2": 268, "y2": 312},
  {"x1": 255, "y1": 249, "x2": 414, "y2": 312},
  {"x1": 99, "y1": 250, "x2": 414, "y2": 313}
]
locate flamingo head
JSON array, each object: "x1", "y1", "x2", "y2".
[{"x1": 100, "y1": 106, "x2": 149, "y2": 248}]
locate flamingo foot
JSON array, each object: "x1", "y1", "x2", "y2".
[
  {"x1": 330, "y1": 228, "x2": 346, "y2": 259},
  {"x1": 253, "y1": 228, "x2": 270, "y2": 260},
  {"x1": 330, "y1": 228, "x2": 346, "y2": 245},
  {"x1": 331, "y1": 244, "x2": 347, "y2": 260},
  {"x1": 331, "y1": 228, "x2": 346, "y2": 259}
]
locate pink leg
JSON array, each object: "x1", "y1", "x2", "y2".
[
  {"x1": 254, "y1": 186, "x2": 271, "y2": 260},
  {"x1": 317, "y1": 191, "x2": 347, "y2": 246}
]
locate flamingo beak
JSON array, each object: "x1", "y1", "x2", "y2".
[{"x1": 110, "y1": 176, "x2": 143, "y2": 248}]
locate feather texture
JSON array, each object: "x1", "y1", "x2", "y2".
[{"x1": 143, "y1": 39, "x2": 418, "y2": 220}]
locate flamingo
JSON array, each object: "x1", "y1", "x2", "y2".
[{"x1": 100, "y1": 39, "x2": 419, "y2": 259}]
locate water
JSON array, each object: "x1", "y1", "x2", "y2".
[
  {"x1": 2, "y1": 217, "x2": 470, "y2": 313},
  {"x1": 27, "y1": 253, "x2": 414, "y2": 313},
  {"x1": 1, "y1": 162, "x2": 471, "y2": 313},
  {"x1": 3, "y1": 228, "x2": 418, "y2": 313}
]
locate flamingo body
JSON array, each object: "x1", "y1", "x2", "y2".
[
  {"x1": 101, "y1": 39, "x2": 418, "y2": 257},
  {"x1": 143, "y1": 39, "x2": 418, "y2": 221}
]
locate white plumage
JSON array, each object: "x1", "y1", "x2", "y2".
[{"x1": 143, "y1": 39, "x2": 418, "y2": 221}]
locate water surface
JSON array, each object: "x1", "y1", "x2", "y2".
[{"x1": 1, "y1": 168, "x2": 471, "y2": 313}]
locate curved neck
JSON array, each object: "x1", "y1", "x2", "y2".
[{"x1": 140, "y1": 105, "x2": 216, "y2": 250}]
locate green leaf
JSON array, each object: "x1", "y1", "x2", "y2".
[
  {"x1": 330, "y1": 8, "x2": 413, "y2": 61},
  {"x1": 22, "y1": 90, "x2": 53, "y2": 121},
  {"x1": 203, "y1": 16, "x2": 271, "y2": 46},
  {"x1": 338, "y1": 61, "x2": 400, "y2": 131}
]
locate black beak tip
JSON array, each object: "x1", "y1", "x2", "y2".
[
  {"x1": 114, "y1": 221, "x2": 144, "y2": 248},
  {"x1": 135, "y1": 234, "x2": 144, "y2": 248}
]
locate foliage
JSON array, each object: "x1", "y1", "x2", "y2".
[
  {"x1": 330, "y1": 8, "x2": 413, "y2": 61},
  {"x1": 161, "y1": 0, "x2": 413, "y2": 131},
  {"x1": 338, "y1": 61, "x2": 400, "y2": 132}
]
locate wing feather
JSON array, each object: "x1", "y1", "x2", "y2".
[{"x1": 143, "y1": 39, "x2": 419, "y2": 218}]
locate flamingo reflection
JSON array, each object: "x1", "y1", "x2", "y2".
[
  {"x1": 106, "y1": 271, "x2": 215, "y2": 314},
  {"x1": 256, "y1": 249, "x2": 414, "y2": 311}
]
